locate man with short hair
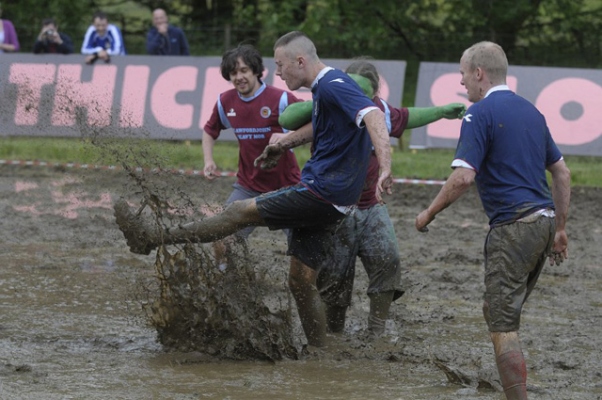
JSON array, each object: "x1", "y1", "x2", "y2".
[
  {"x1": 146, "y1": 8, "x2": 189, "y2": 56},
  {"x1": 415, "y1": 41, "x2": 571, "y2": 400},
  {"x1": 81, "y1": 11, "x2": 125, "y2": 64}
]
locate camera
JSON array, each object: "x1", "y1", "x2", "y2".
[{"x1": 44, "y1": 29, "x2": 55, "y2": 37}]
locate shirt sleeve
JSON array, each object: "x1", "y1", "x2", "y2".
[{"x1": 454, "y1": 105, "x2": 488, "y2": 173}]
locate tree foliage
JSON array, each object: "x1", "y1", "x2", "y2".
[{"x1": 2, "y1": 0, "x2": 600, "y2": 67}]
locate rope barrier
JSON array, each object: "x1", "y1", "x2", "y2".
[{"x1": 0, "y1": 159, "x2": 446, "y2": 185}]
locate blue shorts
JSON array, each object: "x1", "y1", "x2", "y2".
[
  {"x1": 225, "y1": 182, "x2": 290, "y2": 241},
  {"x1": 255, "y1": 184, "x2": 346, "y2": 270}
]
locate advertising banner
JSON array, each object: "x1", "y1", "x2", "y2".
[{"x1": 0, "y1": 54, "x2": 405, "y2": 142}]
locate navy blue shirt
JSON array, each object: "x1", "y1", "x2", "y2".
[
  {"x1": 146, "y1": 25, "x2": 190, "y2": 56},
  {"x1": 301, "y1": 68, "x2": 377, "y2": 206},
  {"x1": 454, "y1": 89, "x2": 562, "y2": 225}
]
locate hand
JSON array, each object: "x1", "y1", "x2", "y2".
[
  {"x1": 548, "y1": 230, "x2": 568, "y2": 266},
  {"x1": 47, "y1": 31, "x2": 60, "y2": 43},
  {"x1": 97, "y1": 49, "x2": 110, "y2": 61},
  {"x1": 203, "y1": 162, "x2": 220, "y2": 180},
  {"x1": 441, "y1": 103, "x2": 467, "y2": 120},
  {"x1": 415, "y1": 209, "x2": 434, "y2": 233},
  {"x1": 85, "y1": 54, "x2": 98, "y2": 64},
  {"x1": 254, "y1": 143, "x2": 284, "y2": 170},
  {"x1": 158, "y1": 23, "x2": 169, "y2": 35},
  {"x1": 375, "y1": 169, "x2": 393, "y2": 203}
]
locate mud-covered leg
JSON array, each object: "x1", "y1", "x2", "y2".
[
  {"x1": 114, "y1": 198, "x2": 263, "y2": 254},
  {"x1": 368, "y1": 290, "x2": 394, "y2": 336},
  {"x1": 288, "y1": 256, "x2": 326, "y2": 347},
  {"x1": 491, "y1": 331, "x2": 528, "y2": 400}
]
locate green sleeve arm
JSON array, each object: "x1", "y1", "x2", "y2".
[
  {"x1": 279, "y1": 101, "x2": 313, "y2": 130},
  {"x1": 278, "y1": 74, "x2": 375, "y2": 131},
  {"x1": 406, "y1": 103, "x2": 466, "y2": 129}
]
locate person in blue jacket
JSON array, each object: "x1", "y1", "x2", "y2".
[
  {"x1": 81, "y1": 11, "x2": 125, "y2": 64},
  {"x1": 146, "y1": 8, "x2": 189, "y2": 56}
]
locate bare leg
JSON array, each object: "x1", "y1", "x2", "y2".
[
  {"x1": 288, "y1": 257, "x2": 326, "y2": 347},
  {"x1": 491, "y1": 331, "x2": 528, "y2": 400},
  {"x1": 167, "y1": 199, "x2": 263, "y2": 242}
]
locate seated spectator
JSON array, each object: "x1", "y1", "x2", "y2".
[
  {"x1": 146, "y1": 8, "x2": 189, "y2": 56},
  {"x1": 0, "y1": 5, "x2": 19, "y2": 53},
  {"x1": 81, "y1": 11, "x2": 125, "y2": 64},
  {"x1": 33, "y1": 18, "x2": 74, "y2": 54}
]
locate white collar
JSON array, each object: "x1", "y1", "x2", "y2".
[
  {"x1": 311, "y1": 67, "x2": 334, "y2": 89},
  {"x1": 485, "y1": 84, "x2": 511, "y2": 98}
]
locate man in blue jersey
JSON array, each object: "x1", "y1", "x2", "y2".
[
  {"x1": 415, "y1": 41, "x2": 571, "y2": 400},
  {"x1": 81, "y1": 11, "x2": 125, "y2": 64},
  {"x1": 146, "y1": 8, "x2": 189, "y2": 56},
  {"x1": 275, "y1": 60, "x2": 466, "y2": 338},
  {"x1": 113, "y1": 31, "x2": 393, "y2": 347}
]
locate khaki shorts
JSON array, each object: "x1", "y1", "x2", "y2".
[{"x1": 483, "y1": 215, "x2": 556, "y2": 332}]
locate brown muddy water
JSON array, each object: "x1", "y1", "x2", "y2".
[{"x1": 0, "y1": 165, "x2": 601, "y2": 400}]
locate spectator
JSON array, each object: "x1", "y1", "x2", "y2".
[
  {"x1": 81, "y1": 11, "x2": 125, "y2": 64},
  {"x1": 0, "y1": 5, "x2": 19, "y2": 53},
  {"x1": 146, "y1": 8, "x2": 189, "y2": 56},
  {"x1": 33, "y1": 18, "x2": 74, "y2": 54}
]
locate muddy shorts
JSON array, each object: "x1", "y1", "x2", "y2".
[
  {"x1": 225, "y1": 183, "x2": 291, "y2": 241},
  {"x1": 316, "y1": 204, "x2": 404, "y2": 307},
  {"x1": 483, "y1": 214, "x2": 556, "y2": 332},
  {"x1": 255, "y1": 184, "x2": 346, "y2": 270}
]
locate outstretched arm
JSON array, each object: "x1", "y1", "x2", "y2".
[{"x1": 406, "y1": 103, "x2": 466, "y2": 129}]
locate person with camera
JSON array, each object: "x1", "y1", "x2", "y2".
[{"x1": 33, "y1": 18, "x2": 74, "y2": 54}]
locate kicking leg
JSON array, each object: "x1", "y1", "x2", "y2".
[{"x1": 114, "y1": 197, "x2": 263, "y2": 254}]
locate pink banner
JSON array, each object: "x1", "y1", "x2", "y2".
[
  {"x1": 411, "y1": 62, "x2": 602, "y2": 156},
  {"x1": 0, "y1": 55, "x2": 405, "y2": 141}
]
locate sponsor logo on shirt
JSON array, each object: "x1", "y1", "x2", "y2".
[
  {"x1": 463, "y1": 113, "x2": 472, "y2": 122},
  {"x1": 329, "y1": 78, "x2": 345, "y2": 84},
  {"x1": 260, "y1": 106, "x2": 271, "y2": 118},
  {"x1": 227, "y1": 108, "x2": 236, "y2": 117}
]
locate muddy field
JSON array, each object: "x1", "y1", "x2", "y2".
[{"x1": 0, "y1": 164, "x2": 601, "y2": 400}]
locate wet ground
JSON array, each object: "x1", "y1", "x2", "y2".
[{"x1": 0, "y1": 165, "x2": 601, "y2": 400}]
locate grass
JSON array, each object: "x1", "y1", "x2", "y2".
[{"x1": 0, "y1": 136, "x2": 599, "y2": 187}]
